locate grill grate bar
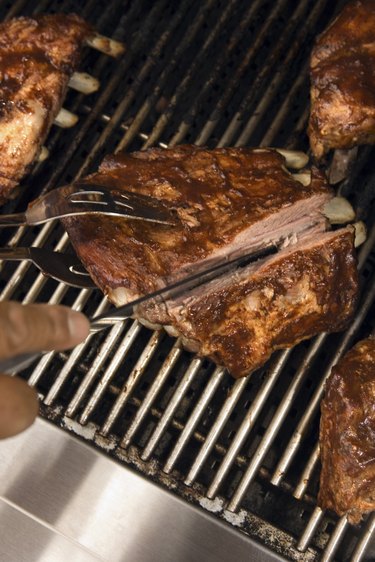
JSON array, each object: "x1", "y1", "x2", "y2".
[
  {"x1": 290, "y1": 106, "x2": 310, "y2": 150},
  {"x1": 297, "y1": 507, "x2": 324, "y2": 552},
  {"x1": 1, "y1": 225, "x2": 27, "y2": 250},
  {"x1": 170, "y1": 0, "x2": 267, "y2": 147},
  {"x1": 117, "y1": 0, "x2": 216, "y2": 152},
  {"x1": 0, "y1": 223, "x2": 55, "y2": 301},
  {"x1": 43, "y1": 296, "x2": 111, "y2": 405},
  {"x1": 206, "y1": 349, "x2": 292, "y2": 499},
  {"x1": 217, "y1": 1, "x2": 324, "y2": 147},
  {"x1": 88, "y1": 0, "x2": 195, "y2": 156},
  {"x1": 33, "y1": 0, "x2": 62, "y2": 16},
  {"x1": 220, "y1": 0, "x2": 328, "y2": 148},
  {"x1": 141, "y1": 0, "x2": 240, "y2": 150},
  {"x1": 86, "y1": 326, "x2": 159, "y2": 431},
  {"x1": 235, "y1": 60, "x2": 307, "y2": 148},
  {"x1": 28, "y1": 287, "x2": 93, "y2": 387},
  {"x1": 21, "y1": 233, "x2": 70, "y2": 305},
  {"x1": 259, "y1": 63, "x2": 309, "y2": 148},
  {"x1": 293, "y1": 443, "x2": 319, "y2": 500},
  {"x1": 71, "y1": 0, "x2": 101, "y2": 21},
  {"x1": 184, "y1": 376, "x2": 248, "y2": 486},
  {"x1": 351, "y1": 514, "x2": 375, "y2": 562},
  {"x1": 140, "y1": 357, "x2": 203, "y2": 461},
  {"x1": 358, "y1": 220, "x2": 375, "y2": 270},
  {"x1": 119, "y1": 341, "x2": 182, "y2": 445},
  {"x1": 227, "y1": 335, "x2": 325, "y2": 511},
  {"x1": 79, "y1": 320, "x2": 144, "y2": 425},
  {"x1": 115, "y1": 385, "x2": 311, "y2": 497},
  {"x1": 321, "y1": 516, "x2": 348, "y2": 562},
  {"x1": 3, "y1": 0, "x2": 29, "y2": 21},
  {"x1": 66, "y1": 321, "x2": 128, "y2": 418},
  {"x1": 124, "y1": 396, "x2": 277, "y2": 477},
  {"x1": 194, "y1": 0, "x2": 308, "y2": 148},
  {"x1": 163, "y1": 366, "x2": 225, "y2": 474}
]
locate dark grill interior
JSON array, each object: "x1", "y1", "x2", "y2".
[{"x1": 0, "y1": 0, "x2": 375, "y2": 560}]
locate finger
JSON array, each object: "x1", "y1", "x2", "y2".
[
  {"x1": 0, "y1": 375, "x2": 39, "y2": 439},
  {"x1": 0, "y1": 302, "x2": 90, "y2": 360}
]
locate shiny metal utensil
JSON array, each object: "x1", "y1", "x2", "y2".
[
  {"x1": 0, "y1": 247, "x2": 95, "y2": 288},
  {"x1": 0, "y1": 244, "x2": 277, "y2": 374},
  {"x1": 0, "y1": 183, "x2": 176, "y2": 227}
]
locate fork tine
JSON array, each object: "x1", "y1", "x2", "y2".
[
  {"x1": 0, "y1": 183, "x2": 177, "y2": 228},
  {"x1": 0, "y1": 247, "x2": 95, "y2": 288},
  {"x1": 29, "y1": 248, "x2": 95, "y2": 288},
  {"x1": 72, "y1": 182, "x2": 177, "y2": 225}
]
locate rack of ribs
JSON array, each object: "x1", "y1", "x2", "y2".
[
  {"x1": 319, "y1": 335, "x2": 375, "y2": 524},
  {"x1": 0, "y1": 14, "x2": 111, "y2": 202},
  {"x1": 63, "y1": 145, "x2": 359, "y2": 378},
  {"x1": 308, "y1": 0, "x2": 375, "y2": 161}
]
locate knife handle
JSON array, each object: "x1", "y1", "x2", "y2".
[{"x1": 0, "y1": 352, "x2": 42, "y2": 375}]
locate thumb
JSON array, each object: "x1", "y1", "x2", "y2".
[{"x1": 0, "y1": 301, "x2": 89, "y2": 360}]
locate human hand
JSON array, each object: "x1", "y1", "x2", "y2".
[{"x1": 0, "y1": 301, "x2": 89, "y2": 439}]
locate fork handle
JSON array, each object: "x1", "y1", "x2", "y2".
[{"x1": 0, "y1": 212, "x2": 26, "y2": 227}]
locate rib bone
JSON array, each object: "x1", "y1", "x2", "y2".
[
  {"x1": 323, "y1": 197, "x2": 356, "y2": 225},
  {"x1": 37, "y1": 146, "x2": 49, "y2": 162},
  {"x1": 291, "y1": 171, "x2": 312, "y2": 186},
  {"x1": 354, "y1": 221, "x2": 367, "y2": 248},
  {"x1": 54, "y1": 108, "x2": 78, "y2": 128},
  {"x1": 86, "y1": 34, "x2": 125, "y2": 57},
  {"x1": 274, "y1": 149, "x2": 309, "y2": 170},
  {"x1": 68, "y1": 72, "x2": 99, "y2": 94}
]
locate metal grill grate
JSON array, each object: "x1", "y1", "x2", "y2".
[{"x1": 1, "y1": 0, "x2": 375, "y2": 560}]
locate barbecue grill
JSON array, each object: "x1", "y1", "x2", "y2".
[{"x1": 0, "y1": 0, "x2": 374, "y2": 560}]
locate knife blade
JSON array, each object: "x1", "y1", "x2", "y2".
[
  {"x1": 0, "y1": 243, "x2": 278, "y2": 374},
  {"x1": 90, "y1": 242, "x2": 278, "y2": 331}
]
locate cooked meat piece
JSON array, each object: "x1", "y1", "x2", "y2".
[
  {"x1": 308, "y1": 0, "x2": 375, "y2": 159},
  {"x1": 63, "y1": 145, "x2": 358, "y2": 377},
  {"x1": 64, "y1": 146, "x2": 332, "y2": 300},
  {"x1": 319, "y1": 336, "x2": 375, "y2": 524},
  {"x1": 0, "y1": 14, "x2": 92, "y2": 202},
  {"x1": 138, "y1": 228, "x2": 358, "y2": 377}
]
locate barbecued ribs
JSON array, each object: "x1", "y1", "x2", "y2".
[
  {"x1": 319, "y1": 336, "x2": 375, "y2": 525},
  {"x1": 308, "y1": 0, "x2": 375, "y2": 159},
  {"x1": 0, "y1": 14, "x2": 92, "y2": 201},
  {"x1": 63, "y1": 145, "x2": 359, "y2": 378}
]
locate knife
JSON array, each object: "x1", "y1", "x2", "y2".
[{"x1": 0, "y1": 243, "x2": 277, "y2": 374}]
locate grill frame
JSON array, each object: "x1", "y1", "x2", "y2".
[{"x1": 0, "y1": 1, "x2": 375, "y2": 560}]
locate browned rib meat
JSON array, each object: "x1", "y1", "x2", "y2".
[
  {"x1": 0, "y1": 14, "x2": 92, "y2": 201},
  {"x1": 64, "y1": 146, "x2": 332, "y2": 299},
  {"x1": 63, "y1": 145, "x2": 358, "y2": 377},
  {"x1": 140, "y1": 228, "x2": 357, "y2": 377},
  {"x1": 308, "y1": 0, "x2": 375, "y2": 159},
  {"x1": 319, "y1": 336, "x2": 375, "y2": 524}
]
